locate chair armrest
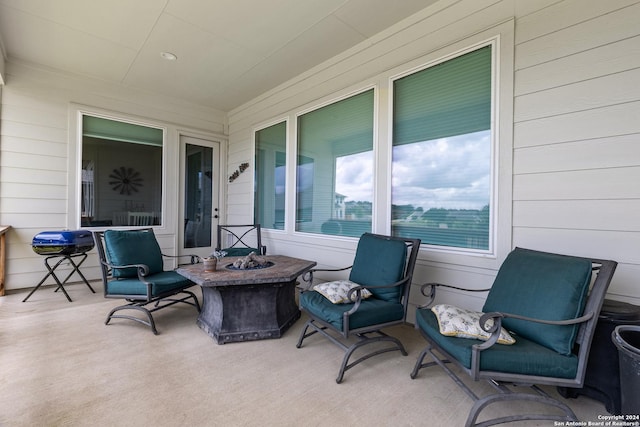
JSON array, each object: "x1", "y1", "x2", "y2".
[
  {"x1": 479, "y1": 310, "x2": 594, "y2": 329},
  {"x1": 344, "y1": 276, "x2": 412, "y2": 315},
  {"x1": 300, "y1": 265, "x2": 353, "y2": 290},
  {"x1": 162, "y1": 253, "x2": 200, "y2": 265},
  {"x1": 344, "y1": 285, "x2": 369, "y2": 314},
  {"x1": 418, "y1": 282, "x2": 491, "y2": 308},
  {"x1": 100, "y1": 258, "x2": 151, "y2": 276},
  {"x1": 472, "y1": 310, "x2": 596, "y2": 352},
  {"x1": 99, "y1": 255, "x2": 155, "y2": 281}
]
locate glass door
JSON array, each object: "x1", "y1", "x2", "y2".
[{"x1": 179, "y1": 135, "x2": 220, "y2": 259}]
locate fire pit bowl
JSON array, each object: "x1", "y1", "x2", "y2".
[
  {"x1": 226, "y1": 252, "x2": 273, "y2": 270},
  {"x1": 226, "y1": 261, "x2": 274, "y2": 271}
]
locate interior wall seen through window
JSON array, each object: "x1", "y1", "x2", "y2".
[{"x1": 81, "y1": 115, "x2": 163, "y2": 228}]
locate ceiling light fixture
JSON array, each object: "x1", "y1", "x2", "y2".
[{"x1": 160, "y1": 51, "x2": 177, "y2": 61}]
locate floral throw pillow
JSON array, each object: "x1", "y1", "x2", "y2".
[
  {"x1": 431, "y1": 304, "x2": 516, "y2": 345},
  {"x1": 313, "y1": 280, "x2": 373, "y2": 304}
]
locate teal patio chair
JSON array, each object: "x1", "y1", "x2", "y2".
[
  {"x1": 410, "y1": 247, "x2": 617, "y2": 427},
  {"x1": 216, "y1": 224, "x2": 266, "y2": 257},
  {"x1": 296, "y1": 233, "x2": 421, "y2": 383},
  {"x1": 93, "y1": 228, "x2": 201, "y2": 335}
]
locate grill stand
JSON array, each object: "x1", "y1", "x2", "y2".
[{"x1": 23, "y1": 252, "x2": 95, "y2": 302}]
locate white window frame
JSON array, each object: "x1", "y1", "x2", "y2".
[
  {"x1": 292, "y1": 86, "x2": 378, "y2": 239},
  {"x1": 388, "y1": 40, "x2": 497, "y2": 257},
  {"x1": 383, "y1": 29, "x2": 513, "y2": 267},
  {"x1": 253, "y1": 118, "x2": 289, "y2": 231},
  {"x1": 67, "y1": 105, "x2": 169, "y2": 231}
]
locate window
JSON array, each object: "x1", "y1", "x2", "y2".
[
  {"x1": 80, "y1": 115, "x2": 163, "y2": 227},
  {"x1": 255, "y1": 121, "x2": 287, "y2": 230},
  {"x1": 391, "y1": 45, "x2": 493, "y2": 251},
  {"x1": 295, "y1": 89, "x2": 374, "y2": 237}
]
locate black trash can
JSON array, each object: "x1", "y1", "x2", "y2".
[
  {"x1": 558, "y1": 299, "x2": 640, "y2": 414},
  {"x1": 612, "y1": 325, "x2": 640, "y2": 416}
]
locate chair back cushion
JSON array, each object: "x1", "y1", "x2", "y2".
[
  {"x1": 104, "y1": 229, "x2": 164, "y2": 278},
  {"x1": 223, "y1": 247, "x2": 259, "y2": 257},
  {"x1": 482, "y1": 248, "x2": 592, "y2": 355},
  {"x1": 349, "y1": 233, "x2": 407, "y2": 302}
]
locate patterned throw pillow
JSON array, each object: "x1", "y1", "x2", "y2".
[
  {"x1": 313, "y1": 280, "x2": 373, "y2": 304},
  {"x1": 431, "y1": 304, "x2": 516, "y2": 345}
]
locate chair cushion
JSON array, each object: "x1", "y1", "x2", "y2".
[
  {"x1": 300, "y1": 290, "x2": 405, "y2": 331},
  {"x1": 416, "y1": 308, "x2": 579, "y2": 378},
  {"x1": 104, "y1": 229, "x2": 164, "y2": 278},
  {"x1": 349, "y1": 233, "x2": 407, "y2": 302},
  {"x1": 224, "y1": 247, "x2": 259, "y2": 257},
  {"x1": 482, "y1": 248, "x2": 593, "y2": 355},
  {"x1": 105, "y1": 271, "x2": 194, "y2": 297},
  {"x1": 313, "y1": 280, "x2": 372, "y2": 304},
  {"x1": 431, "y1": 304, "x2": 515, "y2": 345}
]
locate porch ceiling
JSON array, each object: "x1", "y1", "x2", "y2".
[{"x1": 0, "y1": 0, "x2": 436, "y2": 112}]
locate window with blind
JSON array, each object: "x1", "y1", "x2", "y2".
[
  {"x1": 391, "y1": 45, "x2": 493, "y2": 251},
  {"x1": 295, "y1": 89, "x2": 374, "y2": 237},
  {"x1": 254, "y1": 121, "x2": 287, "y2": 230}
]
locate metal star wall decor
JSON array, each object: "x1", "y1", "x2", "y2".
[{"x1": 109, "y1": 166, "x2": 143, "y2": 195}]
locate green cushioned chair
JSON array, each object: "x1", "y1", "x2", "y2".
[
  {"x1": 296, "y1": 233, "x2": 421, "y2": 383},
  {"x1": 410, "y1": 247, "x2": 617, "y2": 427},
  {"x1": 93, "y1": 229, "x2": 201, "y2": 335},
  {"x1": 216, "y1": 224, "x2": 266, "y2": 257}
]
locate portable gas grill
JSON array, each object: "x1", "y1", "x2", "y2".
[{"x1": 23, "y1": 230, "x2": 96, "y2": 302}]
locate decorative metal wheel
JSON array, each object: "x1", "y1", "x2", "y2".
[{"x1": 109, "y1": 166, "x2": 143, "y2": 195}]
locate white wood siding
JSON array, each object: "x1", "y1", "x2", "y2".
[
  {"x1": 513, "y1": 0, "x2": 640, "y2": 304},
  {"x1": 227, "y1": 0, "x2": 640, "y2": 313},
  {"x1": 0, "y1": 61, "x2": 226, "y2": 292}
]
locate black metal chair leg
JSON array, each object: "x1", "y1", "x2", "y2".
[
  {"x1": 296, "y1": 320, "x2": 314, "y2": 348},
  {"x1": 337, "y1": 333, "x2": 407, "y2": 383},
  {"x1": 106, "y1": 304, "x2": 159, "y2": 335},
  {"x1": 410, "y1": 345, "x2": 432, "y2": 379},
  {"x1": 466, "y1": 388, "x2": 578, "y2": 427}
]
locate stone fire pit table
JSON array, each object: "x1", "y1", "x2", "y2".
[{"x1": 176, "y1": 255, "x2": 316, "y2": 344}]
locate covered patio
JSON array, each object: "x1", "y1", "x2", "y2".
[{"x1": 1, "y1": 0, "x2": 639, "y2": 425}]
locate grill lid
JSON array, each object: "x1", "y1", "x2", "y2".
[{"x1": 32, "y1": 230, "x2": 95, "y2": 255}]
